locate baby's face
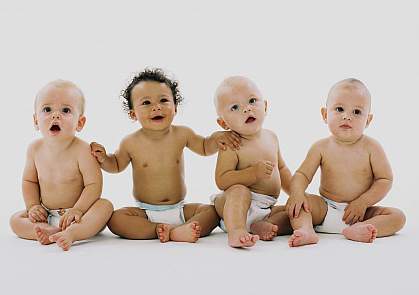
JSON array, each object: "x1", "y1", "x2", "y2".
[
  {"x1": 323, "y1": 85, "x2": 372, "y2": 143},
  {"x1": 34, "y1": 85, "x2": 85, "y2": 139},
  {"x1": 216, "y1": 80, "x2": 266, "y2": 136},
  {"x1": 130, "y1": 81, "x2": 176, "y2": 131}
]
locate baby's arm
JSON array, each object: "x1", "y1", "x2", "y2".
[
  {"x1": 182, "y1": 126, "x2": 241, "y2": 156},
  {"x1": 90, "y1": 137, "x2": 131, "y2": 173},
  {"x1": 60, "y1": 146, "x2": 103, "y2": 230},
  {"x1": 343, "y1": 140, "x2": 393, "y2": 224},
  {"x1": 215, "y1": 149, "x2": 273, "y2": 190},
  {"x1": 22, "y1": 143, "x2": 47, "y2": 222},
  {"x1": 277, "y1": 147, "x2": 292, "y2": 196},
  {"x1": 287, "y1": 142, "x2": 322, "y2": 218}
]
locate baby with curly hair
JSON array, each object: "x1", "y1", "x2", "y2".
[
  {"x1": 91, "y1": 68, "x2": 240, "y2": 243},
  {"x1": 10, "y1": 80, "x2": 114, "y2": 251}
]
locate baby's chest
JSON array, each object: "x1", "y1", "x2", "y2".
[
  {"x1": 236, "y1": 145, "x2": 277, "y2": 169},
  {"x1": 322, "y1": 150, "x2": 371, "y2": 175},
  {"x1": 35, "y1": 157, "x2": 81, "y2": 184},
  {"x1": 131, "y1": 142, "x2": 184, "y2": 169}
]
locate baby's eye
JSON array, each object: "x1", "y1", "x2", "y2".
[
  {"x1": 160, "y1": 98, "x2": 169, "y2": 103},
  {"x1": 230, "y1": 105, "x2": 239, "y2": 111},
  {"x1": 142, "y1": 100, "x2": 150, "y2": 105},
  {"x1": 335, "y1": 106, "x2": 344, "y2": 112},
  {"x1": 62, "y1": 107, "x2": 71, "y2": 114},
  {"x1": 249, "y1": 98, "x2": 257, "y2": 104},
  {"x1": 42, "y1": 106, "x2": 51, "y2": 113},
  {"x1": 353, "y1": 109, "x2": 362, "y2": 115}
]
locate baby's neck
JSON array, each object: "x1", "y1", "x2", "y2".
[
  {"x1": 141, "y1": 126, "x2": 172, "y2": 140},
  {"x1": 44, "y1": 136, "x2": 77, "y2": 152},
  {"x1": 238, "y1": 130, "x2": 263, "y2": 141},
  {"x1": 332, "y1": 135, "x2": 364, "y2": 146}
]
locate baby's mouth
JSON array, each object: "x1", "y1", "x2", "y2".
[
  {"x1": 151, "y1": 115, "x2": 165, "y2": 121},
  {"x1": 49, "y1": 124, "x2": 61, "y2": 132},
  {"x1": 245, "y1": 116, "x2": 256, "y2": 124},
  {"x1": 339, "y1": 124, "x2": 352, "y2": 129}
]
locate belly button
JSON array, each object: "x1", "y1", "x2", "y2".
[
  {"x1": 176, "y1": 159, "x2": 179, "y2": 164},
  {"x1": 143, "y1": 163, "x2": 148, "y2": 168}
]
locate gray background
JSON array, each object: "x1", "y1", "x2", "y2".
[{"x1": 0, "y1": 1, "x2": 418, "y2": 294}]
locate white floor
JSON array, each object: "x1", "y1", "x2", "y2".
[{"x1": 1, "y1": 224, "x2": 418, "y2": 295}]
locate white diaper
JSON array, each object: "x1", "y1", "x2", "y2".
[
  {"x1": 41, "y1": 205, "x2": 68, "y2": 228},
  {"x1": 210, "y1": 191, "x2": 277, "y2": 232},
  {"x1": 315, "y1": 197, "x2": 348, "y2": 234},
  {"x1": 135, "y1": 200, "x2": 185, "y2": 226}
]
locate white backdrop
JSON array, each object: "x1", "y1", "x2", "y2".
[{"x1": 2, "y1": 1, "x2": 417, "y2": 225}]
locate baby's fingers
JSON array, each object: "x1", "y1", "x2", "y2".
[{"x1": 303, "y1": 200, "x2": 310, "y2": 213}]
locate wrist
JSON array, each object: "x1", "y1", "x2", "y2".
[{"x1": 26, "y1": 203, "x2": 40, "y2": 212}]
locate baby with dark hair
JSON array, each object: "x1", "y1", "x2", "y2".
[{"x1": 91, "y1": 68, "x2": 240, "y2": 242}]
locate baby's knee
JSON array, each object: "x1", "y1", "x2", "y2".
[
  {"x1": 98, "y1": 198, "x2": 114, "y2": 214},
  {"x1": 9, "y1": 210, "x2": 26, "y2": 234},
  {"x1": 226, "y1": 184, "x2": 251, "y2": 200},
  {"x1": 390, "y1": 208, "x2": 406, "y2": 228}
]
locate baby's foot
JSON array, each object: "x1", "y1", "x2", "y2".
[
  {"x1": 250, "y1": 221, "x2": 278, "y2": 241},
  {"x1": 228, "y1": 229, "x2": 259, "y2": 248},
  {"x1": 34, "y1": 225, "x2": 60, "y2": 245},
  {"x1": 342, "y1": 223, "x2": 377, "y2": 243},
  {"x1": 156, "y1": 224, "x2": 173, "y2": 243},
  {"x1": 169, "y1": 221, "x2": 201, "y2": 243},
  {"x1": 49, "y1": 231, "x2": 75, "y2": 251},
  {"x1": 288, "y1": 228, "x2": 319, "y2": 247}
]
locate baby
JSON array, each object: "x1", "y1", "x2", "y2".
[
  {"x1": 10, "y1": 80, "x2": 113, "y2": 251},
  {"x1": 91, "y1": 68, "x2": 240, "y2": 243},
  {"x1": 286, "y1": 78, "x2": 406, "y2": 246},
  {"x1": 211, "y1": 76, "x2": 293, "y2": 248}
]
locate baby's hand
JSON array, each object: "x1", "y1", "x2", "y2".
[
  {"x1": 343, "y1": 198, "x2": 368, "y2": 225},
  {"x1": 285, "y1": 195, "x2": 310, "y2": 218},
  {"x1": 253, "y1": 160, "x2": 274, "y2": 180},
  {"x1": 59, "y1": 208, "x2": 83, "y2": 230},
  {"x1": 215, "y1": 131, "x2": 241, "y2": 151},
  {"x1": 27, "y1": 205, "x2": 48, "y2": 223},
  {"x1": 90, "y1": 142, "x2": 107, "y2": 163}
]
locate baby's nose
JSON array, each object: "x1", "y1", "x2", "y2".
[
  {"x1": 52, "y1": 112, "x2": 61, "y2": 119},
  {"x1": 342, "y1": 112, "x2": 352, "y2": 120},
  {"x1": 152, "y1": 104, "x2": 162, "y2": 111}
]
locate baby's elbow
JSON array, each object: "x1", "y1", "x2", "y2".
[{"x1": 215, "y1": 177, "x2": 228, "y2": 191}]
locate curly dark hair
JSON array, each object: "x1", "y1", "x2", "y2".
[{"x1": 121, "y1": 68, "x2": 183, "y2": 115}]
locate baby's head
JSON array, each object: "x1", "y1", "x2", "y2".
[
  {"x1": 33, "y1": 80, "x2": 86, "y2": 139},
  {"x1": 214, "y1": 76, "x2": 267, "y2": 136},
  {"x1": 121, "y1": 68, "x2": 183, "y2": 131},
  {"x1": 321, "y1": 78, "x2": 373, "y2": 143}
]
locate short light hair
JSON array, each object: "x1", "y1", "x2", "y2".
[
  {"x1": 326, "y1": 78, "x2": 371, "y2": 110},
  {"x1": 35, "y1": 79, "x2": 85, "y2": 114}
]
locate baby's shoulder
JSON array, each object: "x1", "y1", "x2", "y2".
[
  {"x1": 71, "y1": 137, "x2": 92, "y2": 155},
  {"x1": 27, "y1": 138, "x2": 43, "y2": 153},
  {"x1": 360, "y1": 135, "x2": 384, "y2": 153},
  {"x1": 262, "y1": 128, "x2": 279, "y2": 144}
]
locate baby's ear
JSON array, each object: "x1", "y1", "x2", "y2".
[
  {"x1": 320, "y1": 107, "x2": 327, "y2": 123},
  {"x1": 217, "y1": 118, "x2": 230, "y2": 130},
  {"x1": 76, "y1": 115, "x2": 86, "y2": 132},
  {"x1": 33, "y1": 114, "x2": 39, "y2": 130},
  {"x1": 365, "y1": 113, "x2": 373, "y2": 128},
  {"x1": 128, "y1": 110, "x2": 137, "y2": 121},
  {"x1": 264, "y1": 100, "x2": 268, "y2": 112}
]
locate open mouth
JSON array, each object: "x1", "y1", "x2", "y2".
[
  {"x1": 49, "y1": 124, "x2": 61, "y2": 132},
  {"x1": 245, "y1": 116, "x2": 256, "y2": 124},
  {"x1": 151, "y1": 115, "x2": 164, "y2": 121}
]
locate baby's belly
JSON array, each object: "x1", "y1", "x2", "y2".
[
  {"x1": 249, "y1": 178, "x2": 281, "y2": 197},
  {"x1": 132, "y1": 180, "x2": 186, "y2": 205},
  {"x1": 40, "y1": 185, "x2": 82, "y2": 209},
  {"x1": 319, "y1": 183, "x2": 371, "y2": 203}
]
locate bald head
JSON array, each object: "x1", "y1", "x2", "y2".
[
  {"x1": 35, "y1": 80, "x2": 85, "y2": 114},
  {"x1": 214, "y1": 76, "x2": 262, "y2": 115},
  {"x1": 327, "y1": 78, "x2": 371, "y2": 111}
]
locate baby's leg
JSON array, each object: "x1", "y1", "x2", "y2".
[
  {"x1": 250, "y1": 206, "x2": 292, "y2": 241},
  {"x1": 10, "y1": 210, "x2": 60, "y2": 244},
  {"x1": 214, "y1": 184, "x2": 259, "y2": 248},
  {"x1": 181, "y1": 203, "x2": 219, "y2": 237},
  {"x1": 107, "y1": 206, "x2": 161, "y2": 240},
  {"x1": 342, "y1": 206, "x2": 405, "y2": 242},
  {"x1": 288, "y1": 194, "x2": 327, "y2": 247},
  {"x1": 49, "y1": 199, "x2": 113, "y2": 251}
]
